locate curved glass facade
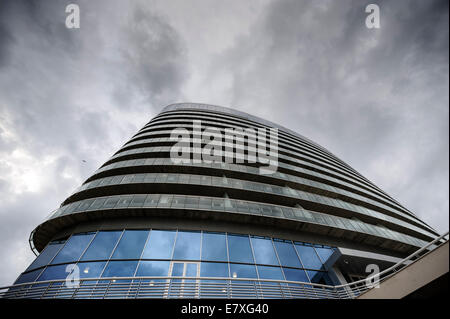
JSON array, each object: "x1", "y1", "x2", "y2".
[
  {"x1": 16, "y1": 229, "x2": 335, "y2": 287},
  {"x1": 10, "y1": 103, "x2": 438, "y2": 299}
]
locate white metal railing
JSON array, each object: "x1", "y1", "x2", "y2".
[{"x1": 2, "y1": 231, "x2": 448, "y2": 299}]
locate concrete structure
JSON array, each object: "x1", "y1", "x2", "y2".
[
  {"x1": 5, "y1": 103, "x2": 442, "y2": 298},
  {"x1": 358, "y1": 241, "x2": 448, "y2": 299}
]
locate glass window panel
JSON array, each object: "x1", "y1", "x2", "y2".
[
  {"x1": 171, "y1": 263, "x2": 184, "y2": 276},
  {"x1": 250, "y1": 237, "x2": 279, "y2": 266},
  {"x1": 131, "y1": 174, "x2": 145, "y2": 183},
  {"x1": 90, "y1": 198, "x2": 107, "y2": 210},
  {"x1": 116, "y1": 195, "x2": 133, "y2": 208},
  {"x1": 173, "y1": 231, "x2": 201, "y2": 260},
  {"x1": 37, "y1": 264, "x2": 68, "y2": 281},
  {"x1": 315, "y1": 247, "x2": 335, "y2": 264},
  {"x1": 185, "y1": 197, "x2": 199, "y2": 209},
  {"x1": 80, "y1": 231, "x2": 122, "y2": 261},
  {"x1": 283, "y1": 268, "x2": 309, "y2": 282},
  {"x1": 211, "y1": 198, "x2": 224, "y2": 211},
  {"x1": 166, "y1": 174, "x2": 178, "y2": 183},
  {"x1": 171, "y1": 196, "x2": 185, "y2": 208},
  {"x1": 136, "y1": 261, "x2": 170, "y2": 277},
  {"x1": 235, "y1": 201, "x2": 249, "y2": 213},
  {"x1": 129, "y1": 194, "x2": 147, "y2": 207},
  {"x1": 230, "y1": 263, "x2": 257, "y2": 279},
  {"x1": 201, "y1": 232, "x2": 227, "y2": 262},
  {"x1": 257, "y1": 266, "x2": 284, "y2": 280},
  {"x1": 78, "y1": 262, "x2": 106, "y2": 279},
  {"x1": 121, "y1": 175, "x2": 134, "y2": 184},
  {"x1": 101, "y1": 261, "x2": 138, "y2": 278},
  {"x1": 294, "y1": 243, "x2": 323, "y2": 270},
  {"x1": 199, "y1": 197, "x2": 212, "y2": 209},
  {"x1": 200, "y1": 262, "x2": 229, "y2": 278},
  {"x1": 273, "y1": 240, "x2": 302, "y2": 268},
  {"x1": 51, "y1": 233, "x2": 95, "y2": 264},
  {"x1": 144, "y1": 194, "x2": 160, "y2": 207},
  {"x1": 158, "y1": 195, "x2": 173, "y2": 207},
  {"x1": 227, "y1": 234, "x2": 254, "y2": 263},
  {"x1": 103, "y1": 197, "x2": 120, "y2": 209},
  {"x1": 142, "y1": 230, "x2": 176, "y2": 259},
  {"x1": 248, "y1": 203, "x2": 260, "y2": 214},
  {"x1": 15, "y1": 269, "x2": 44, "y2": 284},
  {"x1": 111, "y1": 230, "x2": 149, "y2": 259},
  {"x1": 74, "y1": 199, "x2": 95, "y2": 212},
  {"x1": 307, "y1": 271, "x2": 333, "y2": 285},
  {"x1": 26, "y1": 240, "x2": 65, "y2": 271},
  {"x1": 185, "y1": 263, "x2": 198, "y2": 277}
]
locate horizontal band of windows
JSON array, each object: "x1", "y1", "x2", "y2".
[
  {"x1": 34, "y1": 195, "x2": 426, "y2": 254},
  {"x1": 106, "y1": 146, "x2": 384, "y2": 202},
  {"x1": 118, "y1": 132, "x2": 367, "y2": 189},
  {"x1": 135, "y1": 117, "x2": 359, "y2": 183},
  {"x1": 61, "y1": 174, "x2": 435, "y2": 241},
  {"x1": 144, "y1": 113, "x2": 340, "y2": 168},
  {"x1": 82, "y1": 162, "x2": 434, "y2": 236},
  {"x1": 152, "y1": 110, "x2": 401, "y2": 207},
  {"x1": 127, "y1": 124, "x2": 394, "y2": 205},
  {"x1": 124, "y1": 129, "x2": 369, "y2": 194},
  {"x1": 22, "y1": 229, "x2": 335, "y2": 278},
  {"x1": 20, "y1": 260, "x2": 330, "y2": 285},
  {"x1": 153, "y1": 108, "x2": 347, "y2": 171},
  {"x1": 93, "y1": 152, "x2": 427, "y2": 229},
  {"x1": 103, "y1": 145, "x2": 416, "y2": 217}
]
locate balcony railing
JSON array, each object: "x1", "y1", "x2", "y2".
[{"x1": 2, "y1": 231, "x2": 448, "y2": 299}]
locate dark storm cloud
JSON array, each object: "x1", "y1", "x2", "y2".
[{"x1": 0, "y1": 0, "x2": 187, "y2": 286}]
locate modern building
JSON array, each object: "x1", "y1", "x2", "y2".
[{"x1": 3, "y1": 103, "x2": 443, "y2": 298}]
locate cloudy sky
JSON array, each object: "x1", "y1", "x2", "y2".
[{"x1": 0, "y1": 0, "x2": 448, "y2": 286}]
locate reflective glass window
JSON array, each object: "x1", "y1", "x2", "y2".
[
  {"x1": 294, "y1": 243, "x2": 323, "y2": 270},
  {"x1": 142, "y1": 230, "x2": 176, "y2": 259},
  {"x1": 173, "y1": 231, "x2": 201, "y2": 260},
  {"x1": 51, "y1": 233, "x2": 95, "y2": 264},
  {"x1": 273, "y1": 240, "x2": 302, "y2": 268},
  {"x1": 230, "y1": 263, "x2": 257, "y2": 279},
  {"x1": 201, "y1": 232, "x2": 227, "y2": 262},
  {"x1": 199, "y1": 197, "x2": 212, "y2": 209},
  {"x1": 26, "y1": 240, "x2": 65, "y2": 271},
  {"x1": 185, "y1": 197, "x2": 199, "y2": 209},
  {"x1": 283, "y1": 268, "x2": 309, "y2": 282},
  {"x1": 15, "y1": 269, "x2": 44, "y2": 284},
  {"x1": 315, "y1": 247, "x2": 335, "y2": 264},
  {"x1": 200, "y1": 262, "x2": 229, "y2": 278},
  {"x1": 103, "y1": 197, "x2": 120, "y2": 208},
  {"x1": 257, "y1": 266, "x2": 284, "y2": 280},
  {"x1": 227, "y1": 234, "x2": 254, "y2": 263},
  {"x1": 144, "y1": 194, "x2": 160, "y2": 207},
  {"x1": 129, "y1": 194, "x2": 147, "y2": 207},
  {"x1": 37, "y1": 264, "x2": 68, "y2": 281},
  {"x1": 116, "y1": 195, "x2": 133, "y2": 208},
  {"x1": 185, "y1": 263, "x2": 198, "y2": 277},
  {"x1": 111, "y1": 230, "x2": 149, "y2": 259},
  {"x1": 80, "y1": 231, "x2": 122, "y2": 261},
  {"x1": 78, "y1": 262, "x2": 106, "y2": 279},
  {"x1": 136, "y1": 261, "x2": 170, "y2": 277},
  {"x1": 101, "y1": 261, "x2": 138, "y2": 277},
  {"x1": 158, "y1": 195, "x2": 173, "y2": 207},
  {"x1": 250, "y1": 237, "x2": 279, "y2": 266},
  {"x1": 90, "y1": 198, "x2": 107, "y2": 210}
]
